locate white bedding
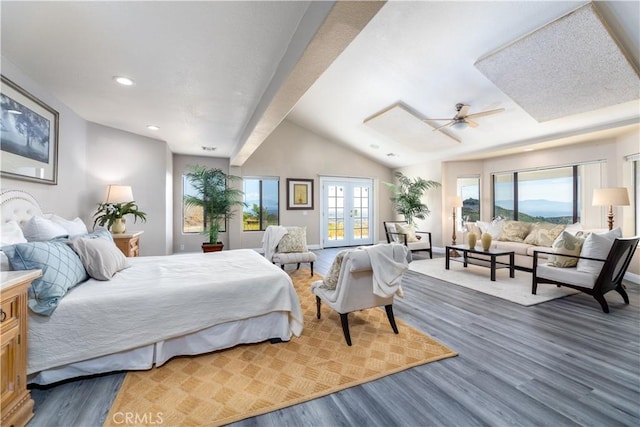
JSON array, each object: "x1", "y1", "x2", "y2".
[{"x1": 28, "y1": 249, "x2": 303, "y2": 374}]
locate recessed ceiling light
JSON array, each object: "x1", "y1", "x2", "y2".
[
  {"x1": 113, "y1": 76, "x2": 134, "y2": 86},
  {"x1": 386, "y1": 153, "x2": 397, "y2": 157},
  {"x1": 146, "y1": 125, "x2": 160, "y2": 131},
  {"x1": 202, "y1": 146, "x2": 217, "y2": 152}
]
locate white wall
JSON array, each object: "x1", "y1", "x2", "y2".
[
  {"x1": 1, "y1": 57, "x2": 89, "y2": 219},
  {"x1": 239, "y1": 120, "x2": 395, "y2": 249},
  {"x1": 86, "y1": 123, "x2": 171, "y2": 256}
]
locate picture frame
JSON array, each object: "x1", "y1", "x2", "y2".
[
  {"x1": 287, "y1": 178, "x2": 314, "y2": 210},
  {"x1": 1, "y1": 75, "x2": 59, "y2": 185}
]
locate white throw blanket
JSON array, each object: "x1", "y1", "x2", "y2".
[
  {"x1": 363, "y1": 243, "x2": 409, "y2": 298},
  {"x1": 262, "y1": 225, "x2": 288, "y2": 261}
]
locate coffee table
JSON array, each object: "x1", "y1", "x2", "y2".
[{"x1": 445, "y1": 244, "x2": 515, "y2": 281}]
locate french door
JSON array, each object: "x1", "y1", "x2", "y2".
[{"x1": 321, "y1": 177, "x2": 373, "y2": 248}]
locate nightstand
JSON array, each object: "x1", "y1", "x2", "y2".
[
  {"x1": 1, "y1": 270, "x2": 41, "y2": 427},
  {"x1": 111, "y1": 231, "x2": 144, "y2": 257}
]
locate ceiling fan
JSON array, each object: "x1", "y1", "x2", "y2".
[{"x1": 424, "y1": 103, "x2": 505, "y2": 131}]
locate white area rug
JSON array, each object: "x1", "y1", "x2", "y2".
[{"x1": 409, "y1": 258, "x2": 579, "y2": 306}]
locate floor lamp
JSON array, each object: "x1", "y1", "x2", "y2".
[
  {"x1": 592, "y1": 187, "x2": 630, "y2": 230},
  {"x1": 450, "y1": 196, "x2": 463, "y2": 257}
]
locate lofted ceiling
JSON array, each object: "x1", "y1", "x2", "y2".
[{"x1": 1, "y1": 1, "x2": 638, "y2": 169}]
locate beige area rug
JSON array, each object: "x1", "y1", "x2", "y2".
[
  {"x1": 409, "y1": 258, "x2": 579, "y2": 306},
  {"x1": 105, "y1": 269, "x2": 457, "y2": 427}
]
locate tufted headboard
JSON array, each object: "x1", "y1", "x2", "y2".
[{"x1": 1, "y1": 190, "x2": 43, "y2": 227}]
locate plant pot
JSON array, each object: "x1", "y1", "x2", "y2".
[
  {"x1": 112, "y1": 218, "x2": 126, "y2": 234},
  {"x1": 202, "y1": 242, "x2": 224, "y2": 253},
  {"x1": 481, "y1": 233, "x2": 492, "y2": 251},
  {"x1": 468, "y1": 232, "x2": 477, "y2": 249}
]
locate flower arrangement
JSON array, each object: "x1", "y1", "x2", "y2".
[{"x1": 93, "y1": 201, "x2": 147, "y2": 230}]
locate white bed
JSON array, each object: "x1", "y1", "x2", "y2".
[{"x1": 0, "y1": 190, "x2": 303, "y2": 385}]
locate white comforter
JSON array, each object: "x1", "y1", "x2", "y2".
[{"x1": 27, "y1": 249, "x2": 303, "y2": 374}]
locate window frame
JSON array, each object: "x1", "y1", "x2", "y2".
[{"x1": 243, "y1": 176, "x2": 280, "y2": 232}]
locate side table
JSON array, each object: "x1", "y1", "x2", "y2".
[{"x1": 111, "y1": 231, "x2": 144, "y2": 257}]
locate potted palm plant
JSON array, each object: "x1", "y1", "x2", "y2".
[
  {"x1": 183, "y1": 165, "x2": 245, "y2": 252},
  {"x1": 384, "y1": 171, "x2": 441, "y2": 224},
  {"x1": 93, "y1": 201, "x2": 147, "y2": 233}
]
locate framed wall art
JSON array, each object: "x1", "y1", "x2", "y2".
[
  {"x1": 287, "y1": 178, "x2": 313, "y2": 210},
  {"x1": 1, "y1": 75, "x2": 59, "y2": 184}
]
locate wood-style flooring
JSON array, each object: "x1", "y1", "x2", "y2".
[{"x1": 28, "y1": 248, "x2": 640, "y2": 426}]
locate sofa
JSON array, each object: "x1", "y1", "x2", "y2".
[{"x1": 465, "y1": 219, "x2": 607, "y2": 271}]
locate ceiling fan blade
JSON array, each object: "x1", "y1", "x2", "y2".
[
  {"x1": 423, "y1": 117, "x2": 455, "y2": 121},
  {"x1": 465, "y1": 119, "x2": 479, "y2": 128},
  {"x1": 466, "y1": 108, "x2": 505, "y2": 119},
  {"x1": 432, "y1": 121, "x2": 454, "y2": 131},
  {"x1": 455, "y1": 104, "x2": 470, "y2": 119}
]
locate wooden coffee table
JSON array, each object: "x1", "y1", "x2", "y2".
[{"x1": 445, "y1": 245, "x2": 515, "y2": 281}]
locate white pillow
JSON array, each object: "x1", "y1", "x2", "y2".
[
  {"x1": 564, "y1": 222, "x2": 583, "y2": 236},
  {"x1": 476, "y1": 218, "x2": 504, "y2": 239},
  {"x1": 576, "y1": 228, "x2": 622, "y2": 276},
  {"x1": 22, "y1": 216, "x2": 68, "y2": 241},
  {"x1": 70, "y1": 236, "x2": 130, "y2": 280},
  {"x1": 50, "y1": 215, "x2": 88, "y2": 237},
  {"x1": 1, "y1": 220, "x2": 28, "y2": 246}
]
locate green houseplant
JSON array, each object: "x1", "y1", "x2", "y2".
[
  {"x1": 93, "y1": 201, "x2": 147, "y2": 233},
  {"x1": 183, "y1": 165, "x2": 245, "y2": 252},
  {"x1": 384, "y1": 171, "x2": 441, "y2": 224}
]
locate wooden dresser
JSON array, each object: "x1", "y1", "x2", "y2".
[
  {"x1": 111, "y1": 231, "x2": 144, "y2": 257},
  {"x1": 1, "y1": 270, "x2": 41, "y2": 427}
]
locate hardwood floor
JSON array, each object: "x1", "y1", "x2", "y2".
[{"x1": 28, "y1": 248, "x2": 640, "y2": 426}]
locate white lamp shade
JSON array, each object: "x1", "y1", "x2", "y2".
[
  {"x1": 105, "y1": 185, "x2": 134, "y2": 204},
  {"x1": 451, "y1": 196, "x2": 463, "y2": 208},
  {"x1": 592, "y1": 187, "x2": 630, "y2": 207}
]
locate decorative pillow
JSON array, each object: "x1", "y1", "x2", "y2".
[
  {"x1": 1, "y1": 220, "x2": 28, "y2": 246},
  {"x1": 70, "y1": 236, "x2": 130, "y2": 280},
  {"x1": 276, "y1": 227, "x2": 308, "y2": 253},
  {"x1": 477, "y1": 219, "x2": 504, "y2": 240},
  {"x1": 498, "y1": 220, "x2": 531, "y2": 243},
  {"x1": 1, "y1": 251, "x2": 11, "y2": 271},
  {"x1": 524, "y1": 222, "x2": 566, "y2": 247},
  {"x1": 576, "y1": 228, "x2": 621, "y2": 276},
  {"x1": 50, "y1": 215, "x2": 89, "y2": 237},
  {"x1": 22, "y1": 216, "x2": 68, "y2": 242},
  {"x1": 564, "y1": 222, "x2": 583, "y2": 236},
  {"x1": 547, "y1": 231, "x2": 584, "y2": 267},
  {"x1": 84, "y1": 228, "x2": 114, "y2": 242},
  {"x1": 321, "y1": 249, "x2": 350, "y2": 290},
  {"x1": 3, "y1": 241, "x2": 88, "y2": 315},
  {"x1": 395, "y1": 223, "x2": 419, "y2": 242}
]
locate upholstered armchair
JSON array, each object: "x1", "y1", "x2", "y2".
[
  {"x1": 311, "y1": 244, "x2": 409, "y2": 345},
  {"x1": 532, "y1": 236, "x2": 639, "y2": 313},
  {"x1": 263, "y1": 225, "x2": 316, "y2": 276},
  {"x1": 384, "y1": 221, "x2": 432, "y2": 259}
]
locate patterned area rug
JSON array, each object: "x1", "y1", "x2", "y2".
[
  {"x1": 409, "y1": 258, "x2": 579, "y2": 306},
  {"x1": 105, "y1": 269, "x2": 456, "y2": 426}
]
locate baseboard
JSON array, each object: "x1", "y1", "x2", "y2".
[{"x1": 624, "y1": 271, "x2": 640, "y2": 285}]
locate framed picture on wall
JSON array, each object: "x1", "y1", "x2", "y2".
[
  {"x1": 287, "y1": 178, "x2": 314, "y2": 210},
  {"x1": 1, "y1": 75, "x2": 59, "y2": 184}
]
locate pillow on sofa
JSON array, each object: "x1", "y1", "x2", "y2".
[
  {"x1": 524, "y1": 222, "x2": 566, "y2": 247},
  {"x1": 476, "y1": 219, "x2": 504, "y2": 239},
  {"x1": 22, "y1": 216, "x2": 68, "y2": 241},
  {"x1": 576, "y1": 228, "x2": 622, "y2": 275},
  {"x1": 3, "y1": 241, "x2": 88, "y2": 315},
  {"x1": 70, "y1": 236, "x2": 130, "y2": 280},
  {"x1": 395, "y1": 223, "x2": 419, "y2": 242},
  {"x1": 277, "y1": 227, "x2": 308, "y2": 253},
  {"x1": 547, "y1": 231, "x2": 584, "y2": 268},
  {"x1": 498, "y1": 220, "x2": 531, "y2": 243}
]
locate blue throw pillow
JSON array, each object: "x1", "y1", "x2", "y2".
[{"x1": 3, "y1": 241, "x2": 88, "y2": 315}]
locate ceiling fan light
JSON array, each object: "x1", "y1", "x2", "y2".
[{"x1": 451, "y1": 121, "x2": 468, "y2": 129}]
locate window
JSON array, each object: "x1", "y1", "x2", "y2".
[
  {"x1": 492, "y1": 162, "x2": 603, "y2": 224},
  {"x1": 457, "y1": 176, "x2": 480, "y2": 222},
  {"x1": 182, "y1": 174, "x2": 226, "y2": 234},
  {"x1": 243, "y1": 177, "x2": 279, "y2": 231}
]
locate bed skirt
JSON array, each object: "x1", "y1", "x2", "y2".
[{"x1": 28, "y1": 311, "x2": 290, "y2": 385}]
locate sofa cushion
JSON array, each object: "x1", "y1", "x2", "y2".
[
  {"x1": 493, "y1": 240, "x2": 531, "y2": 256},
  {"x1": 498, "y1": 220, "x2": 532, "y2": 243},
  {"x1": 576, "y1": 228, "x2": 621, "y2": 275},
  {"x1": 546, "y1": 231, "x2": 584, "y2": 268},
  {"x1": 523, "y1": 222, "x2": 566, "y2": 247},
  {"x1": 526, "y1": 246, "x2": 553, "y2": 258},
  {"x1": 537, "y1": 264, "x2": 597, "y2": 289}
]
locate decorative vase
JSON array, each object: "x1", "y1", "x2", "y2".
[
  {"x1": 468, "y1": 232, "x2": 477, "y2": 249},
  {"x1": 481, "y1": 232, "x2": 492, "y2": 251},
  {"x1": 112, "y1": 218, "x2": 126, "y2": 234}
]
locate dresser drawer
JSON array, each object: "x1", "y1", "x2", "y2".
[{"x1": 0, "y1": 295, "x2": 19, "y2": 332}]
